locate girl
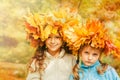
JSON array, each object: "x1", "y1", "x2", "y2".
[
  {"x1": 24, "y1": 10, "x2": 77, "y2": 80},
  {"x1": 70, "y1": 44, "x2": 120, "y2": 80},
  {"x1": 26, "y1": 32, "x2": 75, "y2": 80},
  {"x1": 65, "y1": 20, "x2": 120, "y2": 80}
]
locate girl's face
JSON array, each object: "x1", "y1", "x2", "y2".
[
  {"x1": 45, "y1": 33, "x2": 63, "y2": 56},
  {"x1": 80, "y1": 45, "x2": 101, "y2": 66}
]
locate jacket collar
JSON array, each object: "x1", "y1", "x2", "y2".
[{"x1": 45, "y1": 49, "x2": 65, "y2": 59}]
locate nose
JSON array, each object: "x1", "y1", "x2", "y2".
[{"x1": 88, "y1": 55, "x2": 92, "y2": 60}]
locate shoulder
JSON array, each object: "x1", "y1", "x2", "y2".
[
  {"x1": 105, "y1": 65, "x2": 120, "y2": 79},
  {"x1": 29, "y1": 59, "x2": 39, "y2": 72},
  {"x1": 69, "y1": 74, "x2": 74, "y2": 80},
  {"x1": 26, "y1": 71, "x2": 40, "y2": 80},
  {"x1": 64, "y1": 53, "x2": 76, "y2": 66},
  {"x1": 64, "y1": 53, "x2": 76, "y2": 60},
  {"x1": 106, "y1": 65, "x2": 117, "y2": 73}
]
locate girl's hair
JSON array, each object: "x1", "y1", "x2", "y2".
[
  {"x1": 62, "y1": 42, "x2": 72, "y2": 54},
  {"x1": 97, "y1": 60, "x2": 108, "y2": 74},
  {"x1": 72, "y1": 44, "x2": 108, "y2": 80},
  {"x1": 27, "y1": 44, "x2": 46, "y2": 80},
  {"x1": 73, "y1": 51, "x2": 80, "y2": 80}
]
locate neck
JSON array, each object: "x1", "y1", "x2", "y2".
[{"x1": 47, "y1": 49, "x2": 61, "y2": 57}]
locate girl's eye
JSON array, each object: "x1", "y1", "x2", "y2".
[
  {"x1": 54, "y1": 36, "x2": 61, "y2": 39},
  {"x1": 84, "y1": 51, "x2": 89, "y2": 54},
  {"x1": 48, "y1": 37, "x2": 51, "y2": 38},
  {"x1": 93, "y1": 53, "x2": 98, "y2": 56},
  {"x1": 56, "y1": 36, "x2": 61, "y2": 38}
]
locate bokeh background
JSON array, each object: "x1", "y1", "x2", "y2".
[{"x1": 0, "y1": 0, "x2": 120, "y2": 80}]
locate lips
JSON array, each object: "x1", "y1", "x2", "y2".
[{"x1": 49, "y1": 45, "x2": 57, "y2": 47}]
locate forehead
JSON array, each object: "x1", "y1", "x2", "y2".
[{"x1": 82, "y1": 45, "x2": 101, "y2": 52}]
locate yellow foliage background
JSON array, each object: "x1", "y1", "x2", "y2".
[{"x1": 0, "y1": 0, "x2": 120, "y2": 80}]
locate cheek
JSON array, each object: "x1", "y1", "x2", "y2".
[
  {"x1": 93, "y1": 55, "x2": 99, "y2": 60},
  {"x1": 59, "y1": 41, "x2": 63, "y2": 47},
  {"x1": 96, "y1": 56, "x2": 100, "y2": 59},
  {"x1": 45, "y1": 39, "x2": 50, "y2": 45},
  {"x1": 80, "y1": 54, "x2": 87, "y2": 60},
  {"x1": 58, "y1": 39, "x2": 63, "y2": 44}
]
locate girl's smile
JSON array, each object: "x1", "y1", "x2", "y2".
[{"x1": 45, "y1": 33, "x2": 63, "y2": 56}]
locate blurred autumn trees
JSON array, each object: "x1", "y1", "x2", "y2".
[{"x1": 0, "y1": 0, "x2": 120, "y2": 74}]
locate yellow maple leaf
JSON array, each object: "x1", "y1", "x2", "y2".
[{"x1": 43, "y1": 25, "x2": 52, "y2": 41}]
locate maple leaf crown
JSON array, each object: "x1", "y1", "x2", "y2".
[
  {"x1": 24, "y1": 7, "x2": 119, "y2": 57},
  {"x1": 63, "y1": 19, "x2": 120, "y2": 57},
  {"x1": 24, "y1": 6, "x2": 82, "y2": 48}
]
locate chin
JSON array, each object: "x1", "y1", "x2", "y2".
[
  {"x1": 85, "y1": 63, "x2": 93, "y2": 66},
  {"x1": 49, "y1": 48, "x2": 59, "y2": 51}
]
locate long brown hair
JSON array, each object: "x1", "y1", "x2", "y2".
[
  {"x1": 72, "y1": 50, "x2": 80, "y2": 80},
  {"x1": 27, "y1": 44, "x2": 46, "y2": 80}
]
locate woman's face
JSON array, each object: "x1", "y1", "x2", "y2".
[
  {"x1": 45, "y1": 33, "x2": 63, "y2": 55},
  {"x1": 80, "y1": 45, "x2": 101, "y2": 66}
]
